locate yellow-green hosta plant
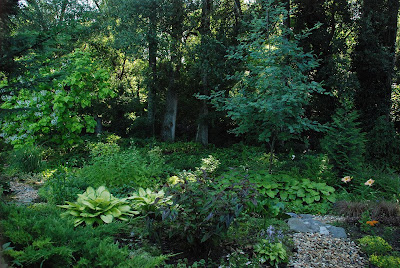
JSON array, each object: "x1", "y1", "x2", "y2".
[
  {"x1": 59, "y1": 186, "x2": 138, "y2": 227},
  {"x1": 129, "y1": 188, "x2": 172, "y2": 216}
]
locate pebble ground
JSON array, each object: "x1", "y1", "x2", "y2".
[{"x1": 288, "y1": 215, "x2": 368, "y2": 268}]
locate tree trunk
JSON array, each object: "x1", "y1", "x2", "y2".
[
  {"x1": 161, "y1": 0, "x2": 183, "y2": 142},
  {"x1": 147, "y1": 6, "x2": 157, "y2": 136},
  {"x1": 353, "y1": 0, "x2": 399, "y2": 131},
  {"x1": 195, "y1": 0, "x2": 212, "y2": 145},
  {"x1": 196, "y1": 99, "x2": 209, "y2": 146},
  {"x1": 161, "y1": 87, "x2": 178, "y2": 142},
  {"x1": 94, "y1": 115, "x2": 102, "y2": 134}
]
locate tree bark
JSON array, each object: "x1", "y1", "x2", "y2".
[
  {"x1": 195, "y1": 0, "x2": 212, "y2": 146},
  {"x1": 353, "y1": 0, "x2": 399, "y2": 130},
  {"x1": 94, "y1": 115, "x2": 103, "y2": 134},
  {"x1": 147, "y1": 6, "x2": 157, "y2": 136},
  {"x1": 161, "y1": 87, "x2": 178, "y2": 142},
  {"x1": 161, "y1": 0, "x2": 183, "y2": 142}
]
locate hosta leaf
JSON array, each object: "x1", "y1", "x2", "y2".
[
  {"x1": 85, "y1": 218, "x2": 96, "y2": 225},
  {"x1": 86, "y1": 187, "x2": 96, "y2": 199},
  {"x1": 118, "y1": 205, "x2": 132, "y2": 212},
  {"x1": 74, "y1": 219, "x2": 84, "y2": 227},
  {"x1": 110, "y1": 208, "x2": 122, "y2": 218},
  {"x1": 326, "y1": 195, "x2": 336, "y2": 203},
  {"x1": 96, "y1": 186, "x2": 107, "y2": 195},
  {"x1": 81, "y1": 200, "x2": 96, "y2": 210},
  {"x1": 69, "y1": 210, "x2": 80, "y2": 216},
  {"x1": 99, "y1": 190, "x2": 112, "y2": 201},
  {"x1": 139, "y1": 188, "x2": 146, "y2": 197},
  {"x1": 80, "y1": 212, "x2": 97, "y2": 218},
  {"x1": 280, "y1": 192, "x2": 288, "y2": 201},
  {"x1": 100, "y1": 214, "x2": 113, "y2": 224},
  {"x1": 297, "y1": 189, "x2": 305, "y2": 197},
  {"x1": 304, "y1": 197, "x2": 314, "y2": 204}
]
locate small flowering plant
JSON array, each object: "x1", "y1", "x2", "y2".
[
  {"x1": 338, "y1": 175, "x2": 378, "y2": 200},
  {"x1": 341, "y1": 176, "x2": 352, "y2": 183},
  {"x1": 366, "y1": 220, "x2": 379, "y2": 227},
  {"x1": 364, "y1": 179, "x2": 375, "y2": 186},
  {"x1": 254, "y1": 225, "x2": 288, "y2": 267}
]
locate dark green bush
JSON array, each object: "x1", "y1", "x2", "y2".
[
  {"x1": 366, "y1": 116, "x2": 400, "y2": 169},
  {"x1": 0, "y1": 203, "x2": 167, "y2": 267},
  {"x1": 321, "y1": 104, "x2": 366, "y2": 177},
  {"x1": 38, "y1": 168, "x2": 89, "y2": 204},
  {"x1": 158, "y1": 174, "x2": 256, "y2": 254}
]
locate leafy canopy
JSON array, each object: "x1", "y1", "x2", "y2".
[{"x1": 207, "y1": 0, "x2": 326, "y2": 147}]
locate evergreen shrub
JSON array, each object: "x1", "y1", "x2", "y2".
[
  {"x1": 0, "y1": 203, "x2": 167, "y2": 267},
  {"x1": 321, "y1": 104, "x2": 366, "y2": 177}
]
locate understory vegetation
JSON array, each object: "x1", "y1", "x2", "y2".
[
  {"x1": 1, "y1": 136, "x2": 400, "y2": 267},
  {"x1": 1, "y1": 0, "x2": 400, "y2": 267}
]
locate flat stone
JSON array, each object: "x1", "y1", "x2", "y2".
[
  {"x1": 327, "y1": 226, "x2": 347, "y2": 238},
  {"x1": 288, "y1": 218, "x2": 314, "y2": 233},
  {"x1": 286, "y1": 212, "x2": 299, "y2": 218},
  {"x1": 299, "y1": 214, "x2": 314, "y2": 219},
  {"x1": 304, "y1": 219, "x2": 324, "y2": 232},
  {"x1": 319, "y1": 226, "x2": 330, "y2": 235}
]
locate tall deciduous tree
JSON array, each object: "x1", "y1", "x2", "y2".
[
  {"x1": 195, "y1": 0, "x2": 212, "y2": 146},
  {"x1": 208, "y1": 0, "x2": 325, "y2": 171},
  {"x1": 293, "y1": 0, "x2": 354, "y2": 147},
  {"x1": 352, "y1": 0, "x2": 400, "y2": 131},
  {"x1": 0, "y1": 0, "x2": 19, "y2": 75},
  {"x1": 161, "y1": 0, "x2": 184, "y2": 142}
]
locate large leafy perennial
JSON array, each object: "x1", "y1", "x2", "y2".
[{"x1": 59, "y1": 186, "x2": 138, "y2": 227}]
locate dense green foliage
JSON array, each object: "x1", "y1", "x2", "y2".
[
  {"x1": 1, "y1": 0, "x2": 400, "y2": 266},
  {"x1": 321, "y1": 104, "x2": 366, "y2": 177},
  {"x1": 0, "y1": 203, "x2": 167, "y2": 267}
]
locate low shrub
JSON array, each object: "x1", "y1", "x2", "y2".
[
  {"x1": 129, "y1": 188, "x2": 172, "y2": 217},
  {"x1": 253, "y1": 225, "x2": 288, "y2": 267},
  {"x1": 158, "y1": 174, "x2": 256, "y2": 254},
  {"x1": 79, "y1": 146, "x2": 169, "y2": 190},
  {"x1": 358, "y1": 236, "x2": 392, "y2": 256},
  {"x1": 0, "y1": 203, "x2": 165, "y2": 267},
  {"x1": 38, "y1": 167, "x2": 89, "y2": 204},
  {"x1": 369, "y1": 254, "x2": 400, "y2": 268}
]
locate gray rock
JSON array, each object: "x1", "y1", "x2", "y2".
[
  {"x1": 305, "y1": 219, "x2": 324, "y2": 232},
  {"x1": 286, "y1": 212, "x2": 299, "y2": 218},
  {"x1": 288, "y1": 218, "x2": 314, "y2": 233},
  {"x1": 319, "y1": 226, "x2": 330, "y2": 235},
  {"x1": 327, "y1": 226, "x2": 347, "y2": 238},
  {"x1": 299, "y1": 214, "x2": 314, "y2": 219}
]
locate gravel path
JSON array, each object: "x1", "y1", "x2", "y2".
[
  {"x1": 288, "y1": 215, "x2": 368, "y2": 268},
  {"x1": 8, "y1": 179, "x2": 40, "y2": 204}
]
